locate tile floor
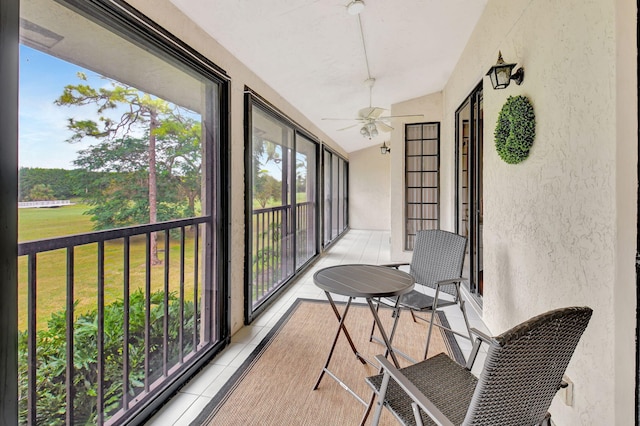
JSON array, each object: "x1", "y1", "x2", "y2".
[{"x1": 145, "y1": 230, "x2": 490, "y2": 425}]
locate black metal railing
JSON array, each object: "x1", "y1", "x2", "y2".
[
  {"x1": 18, "y1": 216, "x2": 213, "y2": 425},
  {"x1": 251, "y1": 202, "x2": 314, "y2": 307}
]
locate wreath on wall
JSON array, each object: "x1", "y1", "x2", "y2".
[{"x1": 494, "y1": 95, "x2": 536, "y2": 164}]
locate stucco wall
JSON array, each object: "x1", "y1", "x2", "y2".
[
  {"x1": 348, "y1": 145, "x2": 391, "y2": 230},
  {"x1": 127, "y1": 0, "x2": 348, "y2": 336},
  {"x1": 439, "y1": 0, "x2": 636, "y2": 424},
  {"x1": 388, "y1": 0, "x2": 636, "y2": 423}
]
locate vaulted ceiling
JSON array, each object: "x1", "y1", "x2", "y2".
[{"x1": 170, "y1": 0, "x2": 488, "y2": 153}]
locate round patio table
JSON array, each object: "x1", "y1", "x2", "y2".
[{"x1": 312, "y1": 264, "x2": 414, "y2": 406}]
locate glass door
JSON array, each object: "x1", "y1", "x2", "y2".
[
  {"x1": 247, "y1": 99, "x2": 320, "y2": 320},
  {"x1": 456, "y1": 83, "x2": 483, "y2": 296}
]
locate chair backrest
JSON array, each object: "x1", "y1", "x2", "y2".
[
  {"x1": 463, "y1": 306, "x2": 593, "y2": 426},
  {"x1": 410, "y1": 230, "x2": 467, "y2": 295}
]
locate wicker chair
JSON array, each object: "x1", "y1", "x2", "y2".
[
  {"x1": 365, "y1": 306, "x2": 593, "y2": 426},
  {"x1": 372, "y1": 230, "x2": 471, "y2": 361}
]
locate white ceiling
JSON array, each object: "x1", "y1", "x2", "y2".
[{"x1": 170, "y1": 0, "x2": 488, "y2": 153}]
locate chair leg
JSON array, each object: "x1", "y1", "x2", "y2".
[
  {"x1": 359, "y1": 392, "x2": 376, "y2": 426},
  {"x1": 411, "y1": 402, "x2": 424, "y2": 426},
  {"x1": 409, "y1": 309, "x2": 417, "y2": 323},
  {"x1": 456, "y1": 283, "x2": 474, "y2": 343},
  {"x1": 423, "y1": 288, "x2": 441, "y2": 360},
  {"x1": 371, "y1": 372, "x2": 392, "y2": 426}
]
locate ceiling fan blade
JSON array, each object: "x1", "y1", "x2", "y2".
[
  {"x1": 377, "y1": 121, "x2": 394, "y2": 132},
  {"x1": 336, "y1": 123, "x2": 361, "y2": 131},
  {"x1": 358, "y1": 107, "x2": 385, "y2": 120},
  {"x1": 378, "y1": 114, "x2": 424, "y2": 120}
]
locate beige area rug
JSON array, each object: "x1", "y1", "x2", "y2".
[{"x1": 192, "y1": 299, "x2": 464, "y2": 426}]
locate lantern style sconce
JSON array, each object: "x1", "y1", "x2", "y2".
[
  {"x1": 486, "y1": 51, "x2": 524, "y2": 90},
  {"x1": 380, "y1": 141, "x2": 390, "y2": 155}
]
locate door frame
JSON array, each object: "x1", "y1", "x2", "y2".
[{"x1": 455, "y1": 82, "x2": 483, "y2": 297}]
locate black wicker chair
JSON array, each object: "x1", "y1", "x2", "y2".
[
  {"x1": 365, "y1": 306, "x2": 593, "y2": 426},
  {"x1": 372, "y1": 229, "x2": 471, "y2": 361}
]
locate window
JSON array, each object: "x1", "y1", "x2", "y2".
[
  {"x1": 323, "y1": 147, "x2": 349, "y2": 247},
  {"x1": 405, "y1": 122, "x2": 440, "y2": 250},
  {"x1": 246, "y1": 94, "x2": 319, "y2": 321},
  {"x1": 18, "y1": 1, "x2": 229, "y2": 423}
]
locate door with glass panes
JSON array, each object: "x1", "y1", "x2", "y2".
[{"x1": 456, "y1": 83, "x2": 483, "y2": 296}]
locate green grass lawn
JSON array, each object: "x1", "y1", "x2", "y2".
[
  {"x1": 18, "y1": 204, "x2": 200, "y2": 331},
  {"x1": 19, "y1": 203, "x2": 94, "y2": 242}
]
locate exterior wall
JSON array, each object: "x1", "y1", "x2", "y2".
[
  {"x1": 439, "y1": 0, "x2": 636, "y2": 425},
  {"x1": 348, "y1": 145, "x2": 391, "y2": 230},
  {"x1": 126, "y1": 0, "x2": 348, "y2": 335},
  {"x1": 613, "y1": 0, "x2": 637, "y2": 419},
  {"x1": 389, "y1": 92, "x2": 444, "y2": 262}
]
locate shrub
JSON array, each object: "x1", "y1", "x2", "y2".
[{"x1": 18, "y1": 289, "x2": 197, "y2": 424}]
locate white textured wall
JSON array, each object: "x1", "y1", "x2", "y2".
[
  {"x1": 440, "y1": 0, "x2": 636, "y2": 424},
  {"x1": 349, "y1": 145, "x2": 391, "y2": 230},
  {"x1": 126, "y1": 0, "x2": 348, "y2": 336}
]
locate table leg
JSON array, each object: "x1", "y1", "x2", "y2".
[
  {"x1": 366, "y1": 298, "x2": 401, "y2": 368},
  {"x1": 313, "y1": 295, "x2": 366, "y2": 391},
  {"x1": 326, "y1": 293, "x2": 367, "y2": 363}
]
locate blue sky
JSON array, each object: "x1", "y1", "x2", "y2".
[
  {"x1": 19, "y1": 45, "x2": 99, "y2": 169},
  {"x1": 20, "y1": 45, "x2": 203, "y2": 171}
]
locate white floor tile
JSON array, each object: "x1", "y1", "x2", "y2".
[
  {"x1": 172, "y1": 395, "x2": 213, "y2": 425},
  {"x1": 179, "y1": 364, "x2": 227, "y2": 396},
  {"x1": 145, "y1": 392, "x2": 199, "y2": 426}
]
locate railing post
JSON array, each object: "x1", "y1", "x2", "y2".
[
  {"x1": 27, "y1": 255, "x2": 37, "y2": 426},
  {"x1": 65, "y1": 248, "x2": 75, "y2": 425},
  {"x1": 123, "y1": 237, "x2": 131, "y2": 411},
  {"x1": 97, "y1": 241, "x2": 105, "y2": 425}
]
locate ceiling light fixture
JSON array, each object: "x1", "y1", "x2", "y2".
[
  {"x1": 360, "y1": 121, "x2": 378, "y2": 139},
  {"x1": 346, "y1": 0, "x2": 365, "y2": 15}
]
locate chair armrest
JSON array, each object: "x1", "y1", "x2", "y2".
[
  {"x1": 379, "y1": 262, "x2": 410, "y2": 269},
  {"x1": 465, "y1": 328, "x2": 492, "y2": 370},
  {"x1": 470, "y1": 327, "x2": 491, "y2": 343},
  {"x1": 434, "y1": 277, "x2": 468, "y2": 287},
  {"x1": 375, "y1": 355, "x2": 455, "y2": 426}
]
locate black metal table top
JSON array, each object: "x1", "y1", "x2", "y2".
[{"x1": 313, "y1": 264, "x2": 414, "y2": 298}]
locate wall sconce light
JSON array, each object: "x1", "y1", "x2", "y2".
[
  {"x1": 486, "y1": 51, "x2": 524, "y2": 90},
  {"x1": 380, "y1": 141, "x2": 390, "y2": 155}
]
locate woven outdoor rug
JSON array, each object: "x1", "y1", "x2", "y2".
[{"x1": 191, "y1": 298, "x2": 464, "y2": 425}]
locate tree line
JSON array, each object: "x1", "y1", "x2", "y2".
[{"x1": 19, "y1": 167, "x2": 104, "y2": 202}]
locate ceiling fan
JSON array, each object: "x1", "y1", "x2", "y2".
[{"x1": 322, "y1": 78, "x2": 423, "y2": 138}]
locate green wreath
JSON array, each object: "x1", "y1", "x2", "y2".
[{"x1": 494, "y1": 95, "x2": 536, "y2": 164}]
